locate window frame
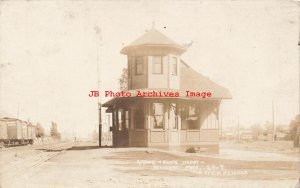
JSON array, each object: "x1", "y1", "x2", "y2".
[
  {"x1": 135, "y1": 56, "x2": 143, "y2": 75},
  {"x1": 152, "y1": 103, "x2": 165, "y2": 129},
  {"x1": 118, "y1": 109, "x2": 123, "y2": 131},
  {"x1": 187, "y1": 104, "x2": 201, "y2": 130},
  {"x1": 171, "y1": 103, "x2": 178, "y2": 130},
  {"x1": 152, "y1": 56, "x2": 163, "y2": 74},
  {"x1": 171, "y1": 57, "x2": 178, "y2": 75},
  {"x1": 125, "y1": 110, "x2": 130, "y2": 130}
]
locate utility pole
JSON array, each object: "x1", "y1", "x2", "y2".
[
  {"x1": 272, "y1": 100, "x2": 275, "y2": 142},
  {"x1": 219, "y1": 102, "x2": 222, "y2": 140},
  {"x1": 298, "y1": 23, "x2": 300, "y2": 114},
  {"x1": 237, "y1": 114, "x2": 240, "y2": 142},
  {"x1": 98, "y1": 103, "x2": 102, "y2": 147},
  {"x1": 297, "y1": 5, "x2": 300, "y2": 148},
  {"x1": 95, "y1": 26, "x2": 102, "y2": 147},
  {"x1": 17, "y1": 103, "x2": 20, "y2": 118}
]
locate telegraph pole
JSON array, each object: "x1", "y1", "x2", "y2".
[
  {"x1": 95, "y1": 26, "x2": 102, "y2": 147},
  {"x1": 298, "y1": 25, "x2": 300, "y2": 114},
  {"x1": 272, "y1": 100, "x2": 275, "y2": 142},
  {"x1": 219, "y1": 102, "x2": 223, "y2": 140},
  {"x1": 297, "y1": 7, "x2": 300, "y2": 148},
  {"x1": 297, "y1": 0, "x2": 300, "y2": 114},
  {"x1": 98, "y1": 102, "x2": 102, "y2": 147},
  {"x1": 237, "y1": 113, "x2": 240, "y2": 142}
]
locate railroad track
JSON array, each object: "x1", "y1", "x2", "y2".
[
  {"x1": 0, "y1": 141, "x2": 78, "y2": 187},
  {"x1": 1, "y1": 141, "x2": 69, "y2": 151},
  {"x1": 0, "y1": 145, "x2": 30, "y2": 151}
]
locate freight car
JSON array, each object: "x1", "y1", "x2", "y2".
[
  {"x1": 0, "y1": 117, "x2": 36, "y2": 146},
  {"x1": 0, "y1": 119, "x2": 8, "y2": 144}
]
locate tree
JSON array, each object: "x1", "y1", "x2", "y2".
[
  {"x1": 50, "y1": 121, "x2": 61, "y2": 140},
  {"x1": 119, "y1": 68, "x2": 128, "y2": 91},
  {"x1": 262, "y1": 121, "x2": 273, "y2": 134},
  {"x1": 250, "y1": 124, "x2": 262, "y2": 141},
  {"x1": 289, "y1": 114, "x2": 300, "y2": 147},
  {"x1": 36, "y1": 122, "x2": 45, "y2": 138}
]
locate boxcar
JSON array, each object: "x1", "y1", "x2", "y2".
[
  {"x1": 0, "y1": 120, "x2": 8, "y2": 145},
  {"x1": 27, "y1": 124, "x2": 35, "y2": 144},
  {"x1": 7, "y1": 119, "x2": 23, "y2": 144},
  {"x1": 0, "y1": 117, "x2": 35, "y2": 146}
]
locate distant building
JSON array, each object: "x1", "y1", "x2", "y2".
[
  {"x1": 103, "y1": 28, "x2": 231, "y2": 153},
  {"x1": 240, "y1": 130, "x2": 253, "y2": 141},
  {"x1": 257, "y1": 132, "x2": 273, "y2": 141}
]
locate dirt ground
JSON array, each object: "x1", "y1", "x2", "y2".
[
  {"x1": 220, "y1": 140, "x2": 299, "y2": 154},
  {"x1": 0, "y1": 141, "x2": 299, "y2": 188}
]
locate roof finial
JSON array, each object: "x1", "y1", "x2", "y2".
[{"x1": 152, "y1": 21, "x2": 155, "y2": 29}]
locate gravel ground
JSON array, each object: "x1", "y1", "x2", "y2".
[{"x1": 0, "y1": 141, "x2": 298, "y2": 188}]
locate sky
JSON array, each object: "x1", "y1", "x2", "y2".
[{"x1": 0, "y1": 0, "x2": 299, "y2": 138}]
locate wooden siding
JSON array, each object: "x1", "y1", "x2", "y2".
[{"x1": 129, "y1": 130, "x2": 148, "y2": 146}]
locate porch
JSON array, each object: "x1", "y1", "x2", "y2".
[{"x1": 104, "y1": 98, "x2": 221, "y2": 152}]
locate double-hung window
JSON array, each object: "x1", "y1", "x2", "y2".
[
  {"x1": 153, "y1": 56, "x2": 163, "y2": 74},
  {"x1": 135, "y1": 57, "x2": 143, "y2": 75},
  {"x1": 153, "y1": 103, "x2": 164, "y2": 129}
]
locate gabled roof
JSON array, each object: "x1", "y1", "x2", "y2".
[
  {"x1": 121, "y1": 29, "x2": 186, "y2": 54},
  {"x1": 180, "y1": 61, "x2": 232, "y2": 99}
]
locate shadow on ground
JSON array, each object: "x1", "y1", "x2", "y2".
[
  {"x1": 38, "y1": 149, "x2": 63, "y2": 152},
  {"x1": 67, "y1": 145, "x2": 113, "y2": 150}
]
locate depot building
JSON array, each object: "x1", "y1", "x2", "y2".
[{"x1": 103, "y1": 27, "x2": 231, "y2": 153}]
